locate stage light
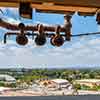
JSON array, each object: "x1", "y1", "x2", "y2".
[
  {"x1": 35, "y1": 35, "x2": 46, "y2": 46},
  {"x1": 16, "y1": 34, "x2": 28, "y2": 45},
  {"x1": 19, "y1": 2, "x2": 32, "y2": 19},
  {"x1": 50, "y1": 34, "x2": 64, "y2": 47},
  {"x1": 50, "y1": 25, "x2": 64, "y2": 47},
  {"x1": 35, "y1": 24, "x2": 46, "y2": 46}
]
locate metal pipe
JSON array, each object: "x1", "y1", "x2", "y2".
[
  {"x1": 64, "y1": 14, "x2": 72, "y2": 41},
  {"x1": 0, "y1": 18, "x2": 66, "y2": 32}
]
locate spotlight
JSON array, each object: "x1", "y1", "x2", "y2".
[
  {"x1": 50, "y1": 25, "x2": 64, "y2": 47},
  {"x1": 35, "y1": 24, "x2": 46, "y2": 46},
  {"x1": 35, "y1": 35, "x2": 46, "y2": 46},
  {"x1": 16, "y1": 34, "x2": 28, "y2": 45},
  {"x1": 19, "y1": 2, "x2": 32, "y2": 19},
  {"x1": 96, "y1": 13, "x2": 100, "y2": 25},
  {"x1": 50, "y1": 34, "x2": 64, "y2": 47}
]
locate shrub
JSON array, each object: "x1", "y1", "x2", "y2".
[
  {"x1": 0, "y1": 81, "x2": 5, "y2": 86},
  {"x1": 74, "y1": 84, "x2": 81, "y2": 90}
]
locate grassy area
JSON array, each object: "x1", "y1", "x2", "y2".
[{"x1": 73, "y1": 83, "x2": 100, "y2": 91}]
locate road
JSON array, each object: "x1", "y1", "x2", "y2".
[{"x1": 0, "y1": 96, "x2": 100, "y2": 100}]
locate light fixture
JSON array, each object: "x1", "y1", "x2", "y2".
[
  {"x1": 50, "y1": 34, "x2": 64, "y2": 47},
  {"x1": 50, "y1": 25, "x2": 64, "y2": 47},
  {"x1": 35, "y1": 35, "x2": 46, "y2": 46},
  {"x1": 16, "y1": 34, "x2": 28, "y2": 45},
  {"x1": 35, "y1": 24, "x2": 46, "y2": 46}
]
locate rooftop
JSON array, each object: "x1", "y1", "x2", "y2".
[
  {"x1": 51, "y1": 79, "x2": 69, "y2": 84},
  {"x1": 0, "y1": 74, "x2": 16, "y2": 81}
]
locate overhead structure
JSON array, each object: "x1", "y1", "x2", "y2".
[
  {"x1": 0, "y1": 14, "x2": 72, "y2": 46},
  {"x1": 0, "y1": 0, "x2": 100, "y2": 24},
  {"x1": 1, "y1": 16, "x2": 100, "y2": 46},
  {"x1": 0, "y1": 0, "x2": 100, "y2": 46},
  {"x1": 0, "y1": 0, "x2": 100, "y2": 13},
  {"x1": 0, "y1": 0, "x2": 100, "y2": 17}
]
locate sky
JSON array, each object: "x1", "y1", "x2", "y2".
[{"x1": 0, "y1": 7, "x2": 100, "y2": 69}]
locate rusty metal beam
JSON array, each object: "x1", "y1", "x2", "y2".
[
  {"x1": 0, "y1": 19, "x2": 65, "y2": 32},
  {"x1": 0, "y1": 0, "x2": 100, "y2": 14},
  {"x1": 32, "y1": 3, "x2": 97, "y2": 14},
  {"x1": 0, "y1": 0, "x2": 100, "y2": 8}
]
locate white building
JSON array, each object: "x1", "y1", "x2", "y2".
[
  {"x1": 0, "y1": 74, "x2": 16, "y2": 83},
  {"x1": 39, "y1": 78, "x2": 72, "y2": 89},
  {"x1": 51, "y1": 79, "x2": 70, "y2": 89}
]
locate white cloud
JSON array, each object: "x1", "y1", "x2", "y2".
[{"x1": 0, "y1": 36, "x2": 99, "y2": 68}]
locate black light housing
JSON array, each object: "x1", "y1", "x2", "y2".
[
  {"x1": 50, "y1": 25, "x2": 64, "y2": 47},
  {"x1": 35, "y1": 24, "x2": 46, "y2": 46},
  {"x1": 35, "y1": 35, "x2": 46, "y2": 46},
  {"x1": 16, "y1": 34, "x2": 28, "y2": 45},
  {"x1": 50, "y1": 34, "x2": 64, "y2": 47},
  {"x1": 19, "y1": 2, "x2": 32, "y2": 19}
]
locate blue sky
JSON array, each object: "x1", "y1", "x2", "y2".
[{"x1": 0, "y1": 7, "x2": 100, "y2": 69}]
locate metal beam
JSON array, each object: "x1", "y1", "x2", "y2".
[
  {"x1": 0, "y1": 0, "x2": 100, "y2": 8},
  {"x1": 0, "y1": 0, "x2": 100, "y2": 14}
]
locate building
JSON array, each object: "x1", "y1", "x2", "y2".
[
  {"x1": 51, "y1": 79, "x2": 70, "y2": 88},
  {"x1": 75, "y1": 79, "x2": 100, "y2": 88},
  {"x1": 0, "y1": 74, "x2": 16, "y2": 83},
  {"x1": 39, "y1": 79, "x2": 71, "y2": 89}
]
